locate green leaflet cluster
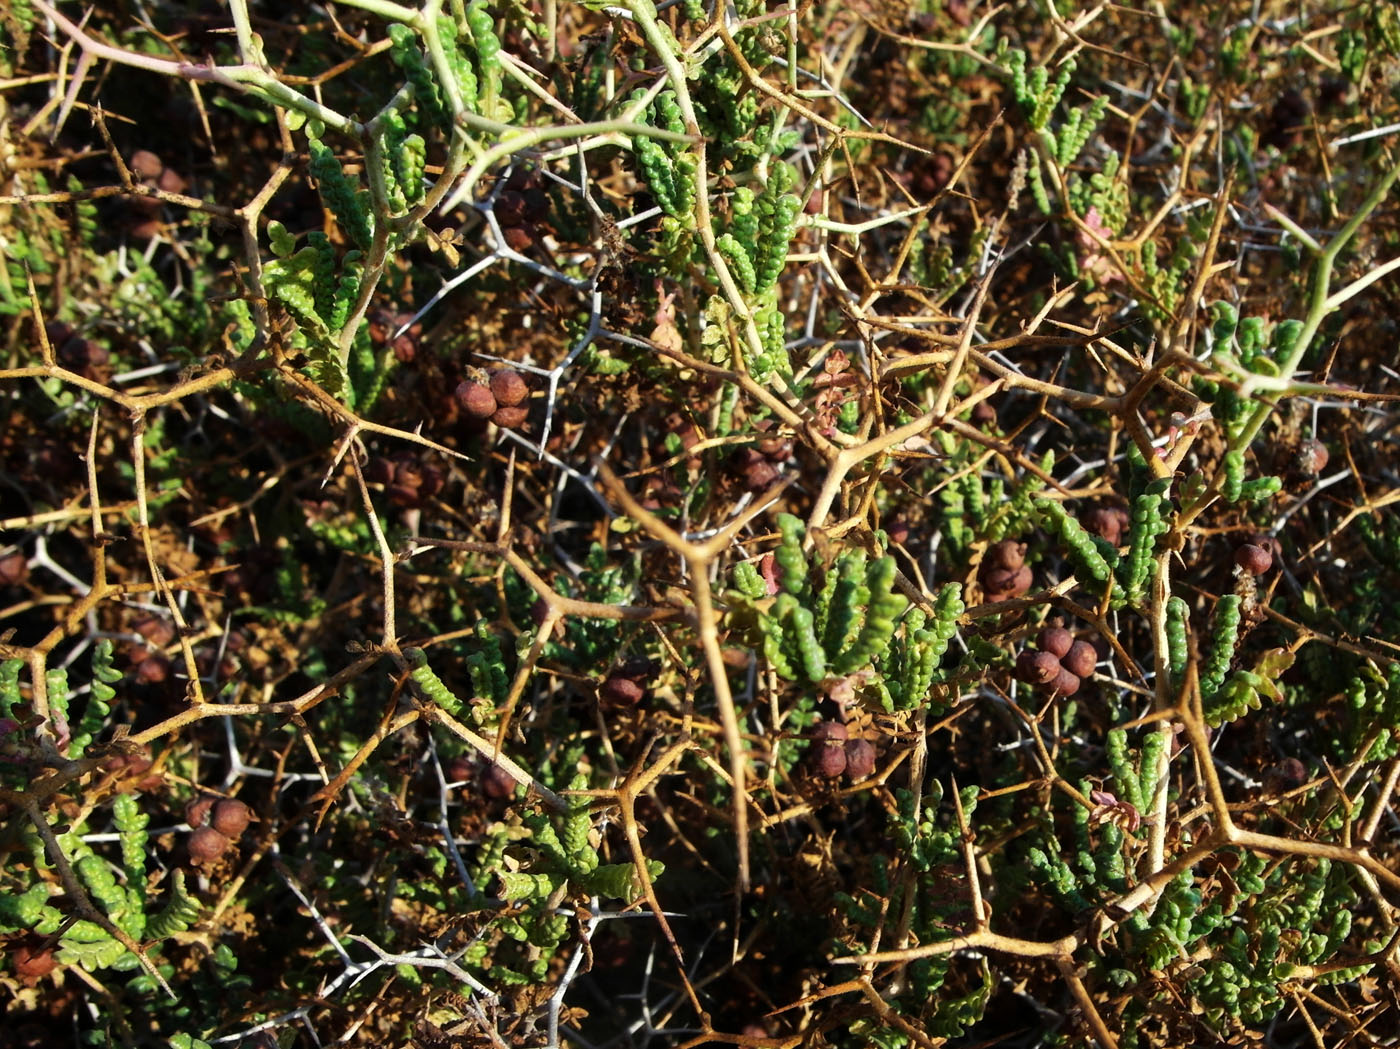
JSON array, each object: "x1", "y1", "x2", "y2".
[
  {"x1": 871, "y1": 583, "x2": 965, "y2": 712},
  {"x1": 388, "y1": 23, "x2": 449, "y2": 130},
  {"x1": 402, "y1": 624, "x2": 510, "y2": 728},
  {"x1": 1209, "y1": 302, "x2": 1305, "y2": 387},
  {"x1": 0, "y1": 806, "x2": 201, "y2": 974},
  {"x1": 1198, "y1": 594, "x2": 1242, "y2": 719},
  {"x1": 466, "y1": 774, "x2": 664, "y2": 985},
  {"x1": 1343, "y1": 662, "x2": 1400, "y2": 761},
  {"x1": 262, "y1": 219, "x2": 363, "y2": 400},
  {"x1": 727, "y1": 514, "x2": 909, "y2": 683},
  {"x1": 1035, "y1": 498, "x2": 1116, "y2": 592},
  {"x1": 1034, "y1": 481, "x2": 1172, "y2": 610},
  {"x1": 911, "y1": 439, "x2": 1045, "y2": 568},
  {"x1": 1114, "y1": 478, "x2": 1171, "y2": 607},
  {"x1": 835, "y1": 784, "x2": 992, "y2": 1043},
  {"x1": 70, "y1": 639, "x2": 122, "y2": 758},
  {"x1": 631, "y1": 88, "x2": 697, "y2": 226},
  {"x1": 689, "y1": 0, "x2": 784, "y2": 167},
  {"x1": 1002, "y1": 49, "x2": 1107, "y2": 214},
  {"x1": 707, "y1": 164, "x2": 802, "y2": 380},
  {"x1": 1180, "y1": 858, "x2": 1373, "y2": 1034}
]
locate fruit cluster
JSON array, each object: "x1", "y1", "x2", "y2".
[
  {"x1": 1014, "y1": 626, "x2": 1097, "y2": 697},
  {"x1": 454, "y1": 368, "x2": 531, "y2": 429},
  {"x1": 978, "y1": 540, "x2": 1032, "y2": 602},
  {"x1": 808, "y1": 720, "x2": 877, "y2": 781},
  {"x1": 185, "y1": 797, "x2": 253, "y2": 867}
]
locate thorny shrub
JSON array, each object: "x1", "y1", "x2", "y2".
[{"x1": 2, "y1": 0, "x2": 1400, "y2": 1046}]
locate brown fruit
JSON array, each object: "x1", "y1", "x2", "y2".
[
  {"x1": 455, "y1": 381, "x2": 497, "y2": 420},
  {"x1": 741, "y1": 457, "x2": 780, "y2": 492},
  {"x1": 490, "y1": 369, "x2": 530, "y2": 407},
  {"x1": 754, "y1": 419, "x2": 793, "y2": 462},
  {"x1": 0, "y1": 551, "x2": 28, "y2": 587},
  {"x1": 133, "y1": 655, "x2": 171, "y2": 686},
  {"x1": 444, "y1": 756, "x2": 473, "y2": 783},
  {"x1": 490, "y1": 404, "x2": 529, "y2": 429},
  {"x1": 157, "y1": 167, "x2": 187, "y2": 194},
  {"x1": 502, "y1": 225, "x2": 534, "y2": 253},
  {"x1": 495, "y1": 189, "x2": 527, "y2": 226},
  {"x1": 129, "y1": 150, "x2": 164, "y2": 180},
  {"x1": 1295, "y1": 438, "x2": 1328, "y2": 476},
  {"x1": 1036, "y1": 627, "x2": 1074, "y2": 658},
  {"x1": 481, "y1": 763, "x2": 517, "y2": 800},
  {"x1": 812, "y1": 741, "x2": 847, "y2": 778},
  {"x1": 1062, "y1": 641, "x2": 1097, "y2": 680},
  {"x1": 210, "y1": 799, "x2": 251, "y2": 838},
  {"x1": 843, "y1": 739, "x2": 876, "y2": 780},
  {"x1": 11, "y1": 942, "x2": 57, "y2": 986},
  {"x1": 599, "y1": 673, "x2": 644, "y2": 706},
  {"x1": 1083, "y1": 506, "x2": 1129, "y2": 547},
  {"x1": 185, "y1": 796, "x2": 216, "y2": 827},
  {"x1": 188, "y1": 825, "x2": 231, "y2": 865},
  {"x1": 1016, "y1": 650, "x2": 1061, "y2": 685},
  {"x1": 981, "y1": 563, "x2": 1033, "y2": 601},
  {"x1": 811, "y1": 720, "x2": 849, "y2": 743},
  {"x1": 984, "y1": 540, "x2": 1026, "y2": 570},
  {"x1": 1049, "y1": 668, "x2": 1081, "y2": 696},
  {"x1": 132, "y1": 615, "x2": 176, "y2": 648},
  {"x1": 1234, "y1": 543, "x2": 1272, "y2": 575}
]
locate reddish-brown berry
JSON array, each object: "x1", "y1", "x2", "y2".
[
  {"x1": 455, "y1": 381, "x2": 498, "y2": 420},
  {"x1": 490, "y1": 369, "x2": 529, "y2": 407},
  {"x1": 157, "y1": 167, "x2": 187, "y2": 194},
  {"x1": 1063, "y1": 641, "x2": 1097, "y2": 680},
  {"x1": 971, "y1": 399, "x2": 998, "y2": 426},
  {"x1": 188, "y1": 825, "x2": 231, "y2": 866},
  {"x1": 0, "y1": 551, "x2": 28, "y2": 587},
  {"x1": 981, "y1": 564, "x2": 1033, "y2": 601},
  {"x1": 1234, "y1": 543, "x2": 1272, "y2": 575},
  {"x1": 186, "y1": 796, "x2": 216, "y2": 827},
  {"x1": 11, "y1": 942, "x2": 57, "y2": 986},
  {"x1": 490, "y1": 405, "x2": 529, "y2": 429},
  {"x1": 1036, "y1": 627, "x2": 1074, "y2": 658},
  {"x1": 599, "y1": 672, "x2": 645, "y2": 706},
  {"x1": 1050, "y1": 669, "x2": 1081, "y2": 696},
  {"x1": 481, "y1": 763, "x2": 517, "y2": 800},
  {"x1": 844, "y1": 739, "x2": 876, "y2": 780},
  {"x1": 503, "y1": 225, "x2": 535, "y2": 253},
  {"x1": 1083, "y1": 506, "x2": 1129, "y2": 547},
  {"x1": 1296, "y1": 438, "x2": 1328, "y2": 475},
  {"x1": 985, "y1": 540, "x2": 1026, "y2": 571},
  {"x1": 210, "y1": 799, "x2": 252, "y2": 838},
  {"x1": 811, "y1": 720, "x2": 850, "y2": 743},
  {"x1": 741, "y1": 457, "x2": 780, "y2": 492},
  {"x1": 812, "y1": 741, "x2": 847, "y2": 778},
  {"x1": 133, "y1": 655, "x2": 171, "y2": 686},
  {"x1": 129, "y1": 150, "x2": 164, "y2": 180},
  {"x1": 1016, "y1": 650, "x2": 1061, "y2": 685}
]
